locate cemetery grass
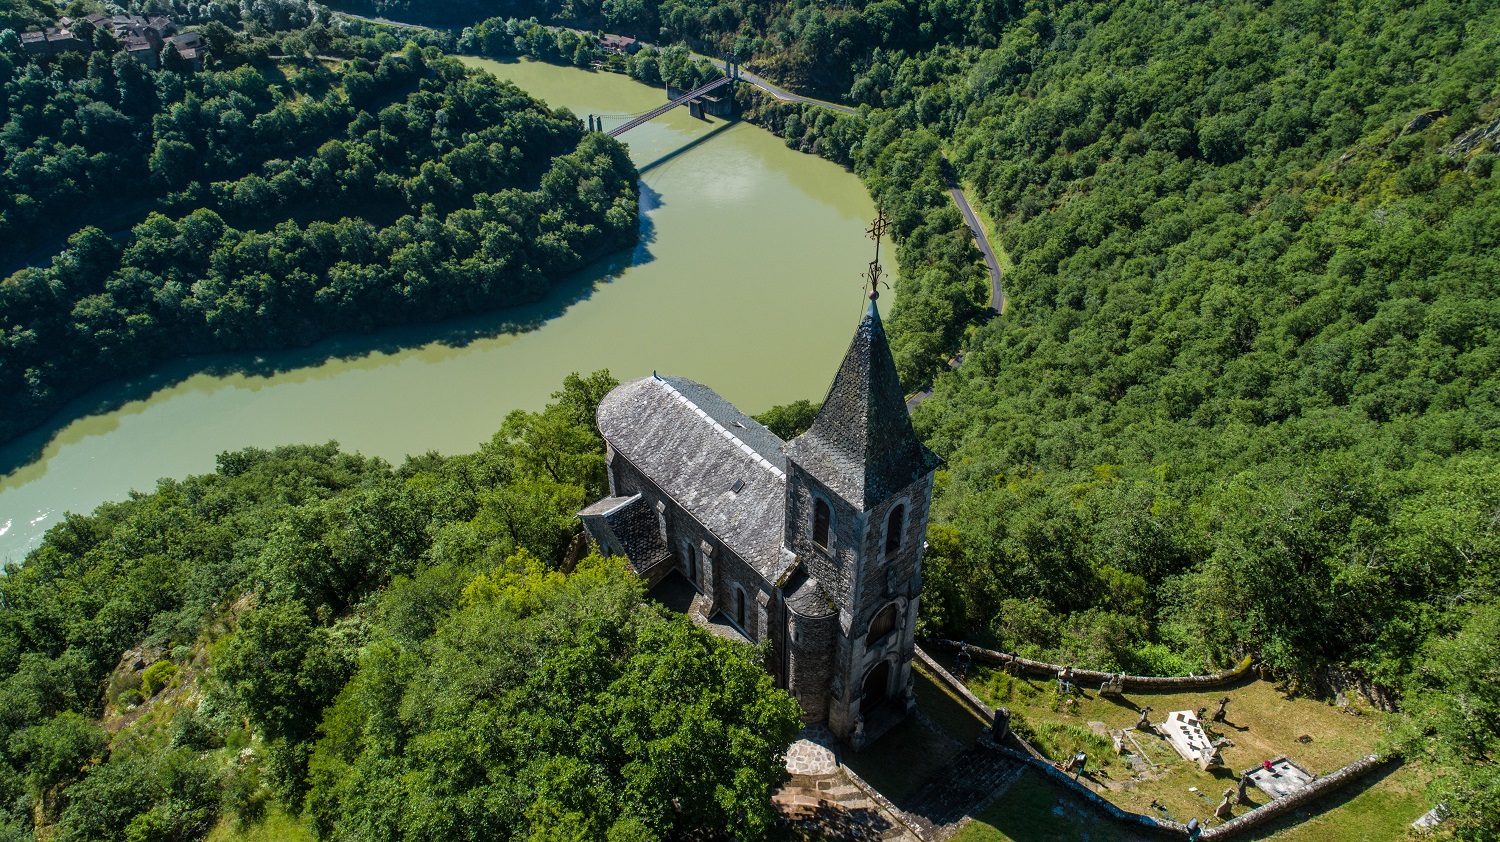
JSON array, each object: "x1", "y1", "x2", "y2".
[
  {"x1": 915, "y1": 662, "x2": 991, "y2": 744},
  {"x1": 967, "y1": 668, "x2": 1396, "y2": 827},
  {"x1": 1241, "y1": 761, "x2": 1432, "y2": 842},
  {"x1": 951, "y1": 770, "x2": 1155, "y2": 842}
]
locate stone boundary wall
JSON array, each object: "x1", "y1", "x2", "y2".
[
  {"x1": 915, "y1": 644, "x2": 1396, "y2": 840},
  {"x1": 923, "y1": 638, "x2": 1254, "y2": 691},
  {"x1": 914, "y1": 645, "x2": 1186, "y2": 838},
  {"x1": 990, "y1": 742, "x2": 1189, "y2": 839},
  {"x1": 1200, "y1": 754, "x2": 1394, "y2": 840},
  {"x1": 914, "y1": 647, "x2": 999, "y2": 726}
]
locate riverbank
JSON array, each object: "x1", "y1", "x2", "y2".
[{"x1": 0, "y1": 57, "x2": 885, "y2": 565}]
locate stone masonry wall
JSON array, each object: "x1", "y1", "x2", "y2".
[
  {"x1": 783, "y1": 463, "x2": 865, "y2": 616},
  {"x1": 785, "y1": 460, "x2": 935, "y2": 746},
  {"x1": 610, "y1": 452, "x2": 787, "y2": 684},
  {"x1": 924, "y1": 639, "x2": 1255, "y2": 692},
  {"x1": 841, "y1": 473, "x2": 933, "y2": 744},
  {"x1": 787, "y1": 610, "x2": 837, "y2": 722}
]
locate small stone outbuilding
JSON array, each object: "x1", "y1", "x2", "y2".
[{"x1": 580, "y1": 295, "x2": 938, "y2": 749}]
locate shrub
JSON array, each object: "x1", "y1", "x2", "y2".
[{"x1": 140, "y1": 661, "x2": 178, "y2": 697}]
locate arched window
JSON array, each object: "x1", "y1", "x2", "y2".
[
  {"x1": 813, "y1": 499, "x2": 831, "y2": 550},
  {"x1": 866, "y1": 603, "x2": 898, "y2": 646},
  {"x1": 684, "y1": 542, "x2": 697, "y2": 583},
  {"x1": 885, "y1": 505, "x2": 906, "y2": 559},
  {"x1": 735, "y1": 587, "x2": 748, "y2": 630}
]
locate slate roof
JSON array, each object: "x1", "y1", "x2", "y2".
[
  {"x1": 660, "y1": 376, "x2": 786, "y2": 469},
  {"x1": 577, "y1": 493, "x2": 670, "y2": 574},
  {"x1": 785, "y1": 298, "x2": 940, "y2": 510},
  {"x1": 596, "y1": 376, "x2": 793, "y2": 582},
  {"x1": 783, "y1": 566, "x2": 836, "y2": 619}
]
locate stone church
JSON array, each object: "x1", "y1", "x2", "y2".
[{"x1": 578, "y1": 291, "x2": 940, "y2": 749}]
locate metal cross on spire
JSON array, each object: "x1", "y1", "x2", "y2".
[{"x1": 864, "y1": 208, "x2": 891, "y2": 301}]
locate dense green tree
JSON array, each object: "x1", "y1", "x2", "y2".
[
  {"x1": 0, "y1": 372, "x2": 804, "y2": 840},
  {"x1": 752, "y1": 399, "x2": 819, "y2": 440},
  {"x1": 306, "y1": 553, "x2": 800, "y2": 842},
  {"x1": 8, "y1": 712, "x2": 107, "y2": 802}
]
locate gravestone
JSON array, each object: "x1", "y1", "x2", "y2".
[
  {"x1": 1134, "y1": 705, "x2": 1154, "y2": 733},
  {"x1": 1159, "y1": 710, "x2": 1223, "y2": 770},
  {"x1": 1248, "y1": 758, "x2": 1315, "y2": 799}
]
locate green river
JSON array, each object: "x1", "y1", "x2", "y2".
[{"x1": 0, "y1": 57, "x2": 889, "y2": 564}]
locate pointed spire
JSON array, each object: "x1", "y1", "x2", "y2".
[{"x1": 784, "y1": 297, "x2": 939, "y2": 510}]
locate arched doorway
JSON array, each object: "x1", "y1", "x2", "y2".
[{"x1": 862, "y1": 660, "x2": 891, "y2": 709}]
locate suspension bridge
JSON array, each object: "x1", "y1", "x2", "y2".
[{"x1": 585, "y1": 63, "x2": 741, "y2": 137}]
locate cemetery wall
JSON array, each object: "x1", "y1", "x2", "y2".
[
  {"x1": 917, "y1": 643, "x2": 1398, "y2": 842},
  {"x1": 923, "y1": 638, "x2": 1254, "y2": 691},
  {"x1": 1200, "y1": 754, "x2": 1393, "y2": 840},
  {"x1": 914, "y1": 645, "x2": 1187, "y2": 838}
]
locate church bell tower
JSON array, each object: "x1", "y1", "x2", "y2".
[{"x1": 780, "y1": 217, "x2": 941, "y2": 748}]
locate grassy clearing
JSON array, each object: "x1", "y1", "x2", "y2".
[
  {"x1": 955, "y1": 764, "x2": 1430, "y2": 842},
  {"x1": 967, "y1": 667, "x2": 1399, "y2": 828},
  {"x1": 1242, "y1": 761, "x2": 1433, "y2": 842},
  {"x1": 914, "y1": 662, "x2": 991, "y2": 744},
  {"x1": 204, "y1": 806, "x2": 314, "y2": 842}
]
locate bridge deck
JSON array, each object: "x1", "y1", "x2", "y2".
[{"x1": 607, "y1": 76, "x2": 733, "y2": 137}]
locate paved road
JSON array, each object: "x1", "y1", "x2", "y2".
[
  {"x1": 905, "y1": 160, "x2": 1004, "y2": 413},
  {"x1": 943, "y1": 160, "x2": 1004, "y2": 314},
  {"x1": 333, "y1": 11, "x2": 432, "y2": 29},
  {"x1": 701, "y1": 58, "x2": 858, "y2": 115}
]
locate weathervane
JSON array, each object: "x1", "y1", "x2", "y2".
[{"x1": 864, "y1": 207, "x2": 891, "y2": 300}]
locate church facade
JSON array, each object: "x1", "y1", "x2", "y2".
[{"x1": 578, "y1": 294, "x2": 939, "y2": 749}]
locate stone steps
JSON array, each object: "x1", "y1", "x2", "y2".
[
  {"x1": 894, "y1": 743, "x2": 1028, "y2": 840},
  {"x1": 775, "y1": 773, "x2": 920, "y2": 841}
]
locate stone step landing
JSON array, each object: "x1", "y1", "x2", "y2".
[{"x1": 775, "y1": 773, "x2": 920, "y2": 841}]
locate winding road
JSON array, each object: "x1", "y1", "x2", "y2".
[
  {"x1": 903, "y1": 159, "x2": 1005, "y2": 412},
  {"x1": 942, "y1": 156, "x2": 1005, "y2": 316}
]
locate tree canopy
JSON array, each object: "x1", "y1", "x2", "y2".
[
  {"x1": 0, "y1": 28, "x2": 639, "y2": 445},
  {"x1": 0, "y1": 372, "x2": 801, "y2": 841}
]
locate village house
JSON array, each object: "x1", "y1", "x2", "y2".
[
  {"x1": 18, "y1": 12, "x2": 184, "y2": 66},
  {"x1": 579, "y1": 290, "x2": 939, "y2": 749},
  {"x1": 598, "y1": 33, "x2": 640, "y2": 54}
]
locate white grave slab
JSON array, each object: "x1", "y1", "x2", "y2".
[
  {"x1": 1412, "y1": 803, "x2": 1449, "y2": 830},
  {"x1": 1249, "y1": 758, "x2": 1314, "y2": 799},
  {"x1": 1158, "y1": 710, "x2": 1222, "y2": 769}
]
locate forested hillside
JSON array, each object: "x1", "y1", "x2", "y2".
[
  {"x1": 6, "y1": 0, "x2": 1500, "y2": 834},
  {"x1": 418, "y1": 0, "x2": 1500, "y2": 828},
  {"x1": 899, "y1": 2, "x2": 1500, "y2": 827},
  {"x1": 0, "y1": 372, "x2": 800, "y2": 841},
  {"x1": 0, "y1": 24, "x2": 638, "y2": 443}
]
